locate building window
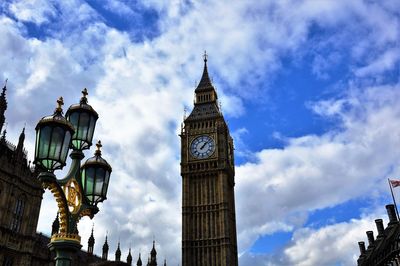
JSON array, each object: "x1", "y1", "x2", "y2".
[
  {"x1": 3, "y1": 256, "x2": 14, "y2": 266},
  {"x1": 10, "y1": 197, "x2": 25, "y2": 232}
]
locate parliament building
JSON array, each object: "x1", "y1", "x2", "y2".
[{"x1": 357, "y1": 204, "x2": 400, "y2": 265}]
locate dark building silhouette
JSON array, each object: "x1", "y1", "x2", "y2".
[
  {"x1": 116, "y1": 241, "x2": 122, "y2": 261},
  {"x1": 127, "y1": 248, "x2": 132, "y2": 265},
  {"x1": 137, "y1": 253, "x2": 143, "y2": 266},
  {"x1": 357, "y1": 204, "x2": 400, "y2": 265},
  {"x1": 180, "y1": 55, "x2": 239, "y2": 266},
  {"x1": 148, "y1": 240, "x2": 157, "y2": 266},
  {"x1": 89, "y1": 226, "x2": 95, "y2": 255},
  {"x1": 103, "y1": 235, "x2": 110, "y2": 260},
  {"x1": 0, "y1": 81, "x2": 6, "y2": 133}
]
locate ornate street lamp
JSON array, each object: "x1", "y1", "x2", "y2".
[{"x1": 34, "y1": 89, "x2": 112, "y2": 266}]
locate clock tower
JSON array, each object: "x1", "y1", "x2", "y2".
[{"x1": 180, "y1": 54, "x2": 238, "y2": 266}]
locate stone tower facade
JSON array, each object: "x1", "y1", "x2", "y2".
[{"x1": 180, "y1": 55, "x2": 238, "y2": 266}]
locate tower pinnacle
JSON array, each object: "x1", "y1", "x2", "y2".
[
  {"x1": 150, "y1": 240, "x2": 157, "y2": 266},
  {"x1": 137, "y1": 253, "x2": 143, "y2": 266},
  {"x1": 127, "y1": 248, "x2": 132, "y2": 265},
  {"x1": 88, "y1": 224, "x2": 95, "y2": 255},
  {"x1": 15, "y1": 127, "x2": 25, "y2": 158},
  {"x1": 51, "y1": 213, "x2": 59, "y2": 236},
  {"x1": 195, "y1": 52, "x2": 213, "y2": 93},
  {"x1": 0, "y1": 79, "x2": 8, "y2": 134},
  {"x1": 115, "y1": 241, "x2": 121, "y2": 261},
  {"x1": 102, "y1": 234, "x2": 109, "y2": 260}
]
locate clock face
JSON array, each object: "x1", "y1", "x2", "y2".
[{"x1": 190, "y1": 135, "x2": 215, "y2": 159}]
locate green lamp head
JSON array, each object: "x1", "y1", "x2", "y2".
[
  {"x1": 81, "y1": 140, "x2": 112, "y2": 206},
  {"x1": 34, "y1": 97, "x2": 75, "y2": 172},
  {"x1": 65, "y1": 88, "x2": 98, "y2": 151}
]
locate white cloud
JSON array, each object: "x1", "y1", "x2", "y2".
[
  {"x1": 1, "y1": 1, "x2": 400, "y2": 265},
  {"x1": 240, "y1": 206, "x2": 391, "y2": 266},
  {"x1": 8, "y1": 0, "x2": 57, "y2": 25},
  {"x1": 102, "y1": 0, "x2": 136, "y2": 17},
  {"x1": 283, "y1": 213, "x2": 384, "y2": 266},
  {"x1": 236, "y1": 84, "x2": 400, "y2": 263},
  {"x1": 355, "y1": 48, "x2": 400, "y2": 77}
]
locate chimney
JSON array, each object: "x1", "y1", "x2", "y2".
[
  {"x1": 358, "y1": 241, "x2": 366, "y2": 255},
  {"x1": 366, "y1": 231, "x2": 374, "y2": 248},
  {"x1": 375, "y1": 219, "x2": 385, "y2": 239},
  {"x1": 386, "y1": 204, "x2": 398, "y2": 225}
]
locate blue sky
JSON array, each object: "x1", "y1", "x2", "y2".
[{"x1": 1, "y1": 0, "x2": 400, "y2": 265}]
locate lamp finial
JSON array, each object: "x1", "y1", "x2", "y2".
[
  {"x1": 80, "y1": 88, "x2": 88, "y2": 104},
  {"x1": 95, "y1": 140, "x2": 102, "y2": 155},
  {"x1": 55, "y1": 97, "x2": 64, "y2": 114}
]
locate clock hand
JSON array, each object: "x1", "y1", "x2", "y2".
[
  {"x1": 200, "y1": 140, "x2": 212, "y2": 150},
  {"x1": 200, "y1": 142, "x2": 208, "y2": 149}
]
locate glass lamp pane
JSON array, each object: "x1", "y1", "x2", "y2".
[
  {"x1": 77, "y1": 112, "x2": 89, "y2": 140},
  {"x1": 69, "y1": 112, "x2": 81, "y2": 149},
  {"x1": 87, "y1": 116, "x2": 95, "y2": 143},
  {"x1": 38, "y1": 127, "x2": 51, "y2": 158},
  {"x1": 35, "y1": 128, "x2": 40, "y2": 158},
  {"x1": 94, "y1": 168, "x2": 105, "y2": 195},
  {"x1": 49, "y1": 127, "x2": 63, "y2": 159},
  {"x1": 61, "y1": 131, "x2": 71, "y2": 162},
  {"x1": 102, "y1": 172, "x2": 110, "y2": 196},
  {"x1": 85, "y1": 168, "x2": 95, "y2": 195},
  {"x1": 69, "y1": 113, "x2": 79, "y2": 130},
  {"x1": 81, "y1": 169, "x2": 86, "y2": 190}
]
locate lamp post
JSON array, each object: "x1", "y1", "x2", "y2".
[{"x1": 34, "y1": 89, "x2": 112, "y2": 266}]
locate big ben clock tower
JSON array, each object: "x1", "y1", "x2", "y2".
[{"x1": 180, "y1": 53, "x2": 238, "y2": 266}]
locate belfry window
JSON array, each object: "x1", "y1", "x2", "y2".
[{"x1": 10, "y1": 197, "x2": 25, "y2": 232}]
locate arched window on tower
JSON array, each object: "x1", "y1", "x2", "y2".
[{"x1": 10, "y1": 195, "x2": 25, "y2": 232}]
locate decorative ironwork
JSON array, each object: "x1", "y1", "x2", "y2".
[
  {"x1": 51, "y1": 232, "x2": 81, "y2": 243},
  {"x1": 63, "y1": 179, "x2": 82, "y2": 214}
]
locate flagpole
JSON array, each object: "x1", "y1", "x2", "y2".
[{"x1": 388, "y1": 178, "x2": 400, "y2": 220}]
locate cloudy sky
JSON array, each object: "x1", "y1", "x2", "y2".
[{"x1": 1, "y1": 0, "x2": 400, "y2": 265}]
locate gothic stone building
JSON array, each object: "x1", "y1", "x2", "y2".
[
  {"x1": 180, "y1": 56, "x2": 239, "y2": 266},
  {"x1": 357, "y1": 204, "x2": 400, "y2": 265},
  {"x1": 0, "y1": 83, "x2": 165, "y2": 266}
]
